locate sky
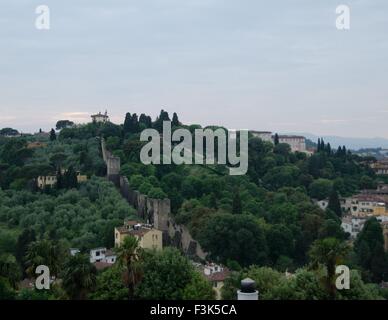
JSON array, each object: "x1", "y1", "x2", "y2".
[{"x1": 0, "y1": 0, "x2": 387, "y2": 138}]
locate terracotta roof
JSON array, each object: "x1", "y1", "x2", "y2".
[
  {"x1": 278, "y1": 135, "x2": 305, "y2": 140},
  {"x1": 19, "y1": 278, "x2": 35, "y2": 289},
  {"x1": 94, "y1": 262, "x2": 112, "y2": 271},
  {"x1": 353, "y1": 194, "x2": 386, "y2": 203},
  {"x1": 205, "y1": 268, "x2": 231, "y2": 282},
  {"x1": 105, "y1": 249, "x2": 116, "y2": 257},
  {"x1": 116, "y1": 226, "x2": 152, "y2": 237},
  {"x1": 251, "y1": 131, "x2": 272, "y2": 134}
]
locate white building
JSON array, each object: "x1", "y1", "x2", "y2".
[
  {"x1": 89, "y1": 247, "x2": 117, "y2": 264},
  {"x1": 90, "y1": 247, "x2": 107, "y2": 263},
  {"x1": 202, "y1": 263, "x2": 230, "y2": 300},
  {"x1": 69, "y1": 248, "x2": 80, "y2": 256},
  {"x1": 104, "y1": 250, "x2": 117, "y2": 264},
  {"x1": 250, "y1": 131, "x2": 307, "y2": 152},
  {"x1": 341, "y1": 216, "x2": 367, "y2": 239}
]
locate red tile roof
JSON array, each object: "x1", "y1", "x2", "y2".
[
  {"x1": 205, "y1": 268, "x2": 231, "y2": 282},
  {"x1": 94, "y1": 262, "x2": 112, "y2": 271}
]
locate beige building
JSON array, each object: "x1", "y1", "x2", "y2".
[
  {"x1": 37, "y1": 175, "x2": 57, "y2": 189},
  {"x1": 250, "y1": 131, "x2": 273, "y2": 142},
  {"x1": 91, "y1": 111, "x2": 109, "y2": 123},
  {"x1": 37, "y1": 172, "x2": 88, "y2": 189},
  {"x1": 371, "y1": 160, "x2": 388, "y2": 175},
  {"x1": 250, "y1": 131, "x2": 308, "y2": 153},
  {"x1": 114, "y1": 220, "x2": 163, "y2": 251},
  {"x1": 277, "y1": 135, "x2": 306, "y2": 152},
  {"x1": 317, "y1": 194, "x2": 388, "y2": 218},
  {"x1": 349, "y1": 194, "x2": 388, "y2": 217},
  {"x1": 382, "y1": 222, "x2": 388, "y2": 252}
]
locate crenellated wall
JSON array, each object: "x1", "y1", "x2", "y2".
[{"x1": 101, "y1": 138, "x2": 207, "y2": 260}]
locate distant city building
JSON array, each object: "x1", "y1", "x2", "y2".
[
  {"x1": 341, "y1": 216, "x2": 367, "y2": 239},
  {"x1": 89, "y1": 248, "x2": 116, "y2": 263},
  {"x1": 91, "y1": 110, "x2": 109, "y2": 123},
  {"x1": 370, "y1": 160, "x2": 388, "y2": 175},
  {"x1": 317, "y1": 193, "x2": 388, "y2": 218},
  {"x1": 114, "y1": 220, "x2": 163, "y2": 251},
  {"x1": 249, "y1": 130, "x2": 307, "y2": 153},
  {"x1": 250, "y1": 131, "x2": 273, "y2": 142},
  {"x1": 277, "y1": 135, "x2": 306, "y2": 152},
  {"x1": 36, "y1": 171, "x2": 87, "y2": 189},
  {"x1": 193, "y1": 262, "x2": 230, "y2": 300}
]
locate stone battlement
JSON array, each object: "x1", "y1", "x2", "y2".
[{"x1": 101, "y1": 138, "x2": 207, "y2": 260}]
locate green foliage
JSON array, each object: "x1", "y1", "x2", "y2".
[
  {"x1": 309, "y1": 179, "x2": 333, "y2": 200},
  {"x1": 61, "y1": 254, "x2": 97, "y2": 300},
  {"x1": 309, "y1": 237, "x2": 350, "y2": 298},
  {"x1": 116, "y1": 235, "x2": 142, "y2": 299},
  {"x1": 354, "y1": 218, "x2": 388, "y2": 282},
  {"x1": 25, "y1": 239, "x2": 67, "y2": 277},
  {"x1": 0, "y1": 277, "x2": 16, "y2": 300},
  {"x1": 0, "y1": 177, "x2": 136, "y2": 251},
  {"x1": 182, "y1": 271, "x2": 215, "y2": 300},
  {"x1": 90, "y1": 266, "x2": 128, "y2": 300},
  {"x1": 197, "y1": 213, "x2": 268, "y2": 267},
  {"x1": 327, "y1": 189, "x2": 342, "y2": 217},
  {"x1": 56, "y1": 120, "x2": 74, "y2": 131},
  {"x1": 135, "y1": 248, "x2": 194, "y2": 300}
]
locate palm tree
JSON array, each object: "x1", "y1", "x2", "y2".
[
  {"x1": 309, "y1": 237, "x2": 350, "y2": 299},
  {"x1": 116, "y1": 235, "x2": 142, "y2": 299},
  {"x1": 61, "y1": 254, "x2": 97, "y2": 300},
  {"x1": 25, "y1": 240, "x2": 66, "y2": 278}
]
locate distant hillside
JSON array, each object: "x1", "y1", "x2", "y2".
[{"x1": 286, "y1": 133, "x2": 388, "y2": 150}]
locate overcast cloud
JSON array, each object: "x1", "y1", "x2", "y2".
[{"x1": 0, "y1": 0, "x2": 387, "y2": 137}]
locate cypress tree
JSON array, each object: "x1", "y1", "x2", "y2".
[
  {"x1": 50, "y1": 128, "x2": 56, "y2": 141},
  {"x1": 326, "y1": 142, "x2": 332, "y2": 155},
  {"x1": 327, "y1": 189, "x2": 342, "y2": 217},
  {"x1": 274, "y1": 133, "x2": 279, "y2": 145},
  {"x1": 131, "y1": 113, "x2": 139, "y2": 133},
  {"x1": 123, "y1": 112, "x2": 132, "y2": 134},
  {"x1": 172, "y1": 112, "x2": 180, "y2": 127},
  {"x1": 232, "y1": 189, "x2": 242, "y2": 214}
]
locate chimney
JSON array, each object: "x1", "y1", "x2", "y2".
[{"x1": 237, "y1": 278, "x2": 259, "y2": 300}]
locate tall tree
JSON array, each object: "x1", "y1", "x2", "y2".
[
  {"x1": 62, "y1": 254, "x2": 97, "y2": 300},
  {"x1": 62, "y1": 166, "x2": 78, "y2": 189},
  {"x1": 49, "y1": 128, "x2": 56, "y2": 141},
  {"x1": 15, "y1": 229, "x2": 36, "y2": 276},
  {"x1": 354, "y1": 217, "x2": 388, "y2": 282},
  {"x1": 56, "y1": 120, "x2": 74, "y2": 130},
  {"x1": 309, "y1": 237, "x2": 350, "y2": 299},
  {"x1": 135, "y1": 248, "x2": 194, "y2": 300},
  {"x1": 327, "y1": 189, "x2": 342, "y2": 217},
  {"x1": 232, "y1": 189, "x2": 242, "y2": 214},
  {"x1": 172, "y1": 112, "x2": 180, "y2": 127},
  {"x1": 25, "y1": 240, "x2": 66, "y2": 278},
  {"x1": 123, "y1": 112, "x2": 132, "y2": 134},
  {"x1": 116, "y1": 235, "x2": 142, "y2": 299},
  {"x1": 131, "y1": 113, "x2": 139, "y2": 133},
  {"x1": 274, "y1": 133, "x2": 279, "y2": 145}
]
